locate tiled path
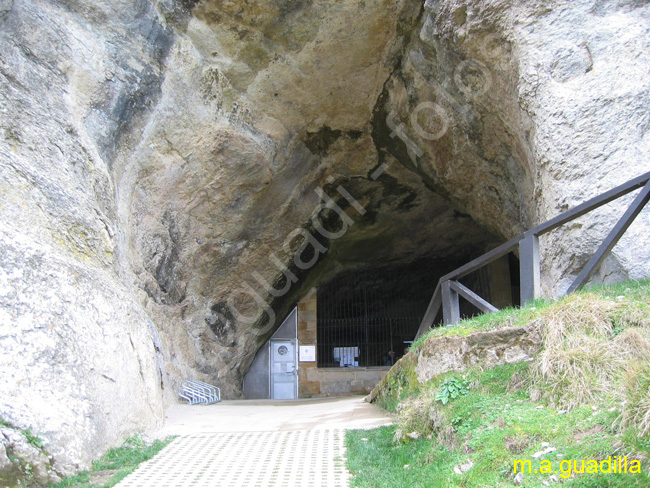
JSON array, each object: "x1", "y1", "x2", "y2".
[{"x1": 116, "y1": 396, "x2": 393, "y2": 488}]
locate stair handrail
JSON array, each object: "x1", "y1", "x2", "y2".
[{"x1": 415, "y1": 171, "x2": 650, "y2": 339}]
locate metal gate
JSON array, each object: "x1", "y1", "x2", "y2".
[{"x1": 316, "y1": 264, "x2": 442, "y2": 367}]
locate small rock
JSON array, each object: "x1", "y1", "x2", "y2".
[
  {"x1": 532, "y1": 447, "x2": 557, "y2": 458},
  {"x1": 541, "y1": 441, "x2": 550, "y2": 448},
  {"x1": 407, "y1": 431, "x2": 420, "y2": 440},
  {"x1": 550, "y1": 474, "x2": 560, "y2": 482},
  {"x1": 404, "y1": 464, "x2": 410, "y2": 469},
  {"x1": 536, "y1": 405, "x2": 544, "y2": 409},
  {"x1": 453, "y1": 459, "x2": 474, "y2": 474},
  {"x1": 514, "y1": 472, "x2": 524, "y2": 484},
  {"x1": 543, "y1": 481, "x2": 550, "y2": 487},
  {"x1": 361, "y1": 438, "x2": 368, "y2": 442},
  {"x1": 458, "y1": 459, "x2": 474, "y2": 473}
]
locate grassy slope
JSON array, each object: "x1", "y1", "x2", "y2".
[
  {"x1": 412, "y1": 280, "x2": 650, "y2": 347},
  {"x1": 347, "y1": 280, "x2": 650, "y2": 488}
]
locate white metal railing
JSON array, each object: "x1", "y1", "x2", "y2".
[{"x1": 179, "y1": 380, "x2": 221, "y2": 405}]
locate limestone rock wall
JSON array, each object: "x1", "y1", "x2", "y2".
[
  {"x1": 115, "y1": 0, "x2": 503, "y2": 402},
  {"x1": 0, "y1": 235, "x2": 165, "y2": 483},
  {"x1": 0, "y1": 0, "x2": 169, "y2": 481},
  {"x1": 512, "y1": 0, "x2": 650, "y2": 293},
  {"x1": 377, "y1": 0, "x2": 650, "y2": 294},
  {"x1": 1, "y1": 0, "x2": 650, "y2": 483}
]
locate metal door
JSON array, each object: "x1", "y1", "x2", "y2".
[{"x1": 270, "y1": 340, "x2": 297, "y2": 399}]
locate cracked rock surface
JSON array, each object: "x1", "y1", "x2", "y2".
[{"x1": 1, "y1": 0, "x2": 649, "y2": 482}]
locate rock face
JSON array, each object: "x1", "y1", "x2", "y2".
[
  {"x1": 1, "y1": 0, "x2": 650, "y2": 483},
  {"x1": 367, "y1": 322, "x2": 543, "y2": 404},
  {"x1": 413, "y1": 323, "x2": 543, "y2": 384},
  {"x1": 377, "y1": 0, "x2": 650, "y2": 294},
  {"x1": 0, "y1": 0, "x2": 169, "y2": 480}
]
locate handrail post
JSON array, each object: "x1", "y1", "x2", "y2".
[
  {"x1": 566, "y1": 180, "x2": 650, "y2": 295},
  {"x1": 442, "y1": 280, "x2": 460, "y2": 325},
  {"x1": 519, "y1": 233, "x2": 541, "y2": 305},
  {"x1": 414, "y1": 283, "x2": 442, "y2": 339}
]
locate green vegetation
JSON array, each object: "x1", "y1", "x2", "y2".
[
  {"x1": 435, "y1": 378, "x2": 470, "y2": 405},
  {"x1": 409, "y1": 297, "x2": 552, "y2": 349},
  {"x1": 22, "y1": 428, "x2": 46, "y2": 451},
  {"x1": 373, "y1": 352, "x2": 420, "y2": 412},
  {"x1": 50, "y1": 435, "x2": 174, "y2": 488},
  {"x1": 0, "y1": 418, "x2": 47, "y2": 451},
  {"x1": 348, "y1": 280, "x2": 650, "y2": 487},
  {"x1": 411, "y1": 279, "x2": 650, "y2": 349}
]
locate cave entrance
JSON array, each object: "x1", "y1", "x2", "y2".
[
  {"x1": 243, "y1": 252, "x2": 521, "y2": 399},
  {"x1": 316, "y1": 254, "x2": 523, "y2": 367},
  {"x1": 293, "y1": 254, "x2": 521, "y2": 397},
  {"x1": 316, "y1": 264, "x2": 432, "y2": 369}
]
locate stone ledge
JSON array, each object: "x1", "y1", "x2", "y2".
[
  {"x1": 369, "y1": 322, "x2": 543, "y2": 402},
  {"x1": 415, "y1": 322, "x2": 543, "y2": 383}
]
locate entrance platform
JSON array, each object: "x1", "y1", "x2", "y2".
[{"x1": 116, "y1": 396, "x2": 393, "y2": 488}]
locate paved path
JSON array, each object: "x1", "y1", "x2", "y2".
[{"x1": 116, "y1": 396, "x2": 393, "y2": 487}]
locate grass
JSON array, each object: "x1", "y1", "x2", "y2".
[
  {"x1": 410, "y1": 279, "x2": 650, "y2": 349},
  {"x1": 22, "y1": 428, "x2": 46, "y2": 450},
  {"x1": 529, "y1": 293, "x2": 650, "y2": 412},
  {"x1": 409, "y1": 297, "x2": 552, "y2": 350},
  {"x1": 349, "y1": 364, "x2": 650, "y2": 487},
  {"x1": 50, "y1": 435, "x2": 175, "y2": 488},
  {"x1": 348, "y1": 279, "x2": 650, "y2": 487}
]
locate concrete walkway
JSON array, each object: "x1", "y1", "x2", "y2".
[{"x1": 116, "y1": 396, "x2": 393, "y2": 487}]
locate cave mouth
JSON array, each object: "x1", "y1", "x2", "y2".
[
  {"x1": 116, "y1": 0, "x2": 537, "y2": 400},
  {"x1": 246, "y1": 163, "x2": 527, "y2": 376},
  {"x1": 315, "y1": 253, "x2": 522, "y2": 369},
  {"x1": 242, "y1": 238, "x2": 523, "y2": 398}
]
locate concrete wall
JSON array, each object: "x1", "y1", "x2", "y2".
[{"x1": 296, "y1": 289, "x2": 390, "y2": 397}]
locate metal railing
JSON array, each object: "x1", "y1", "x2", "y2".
[
  {"x1": 179, "y1": 380, "x2": 221, "y2": 405},
  {"x1": 415, "y1": 171, "x2": 650, "y2": 339}
]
